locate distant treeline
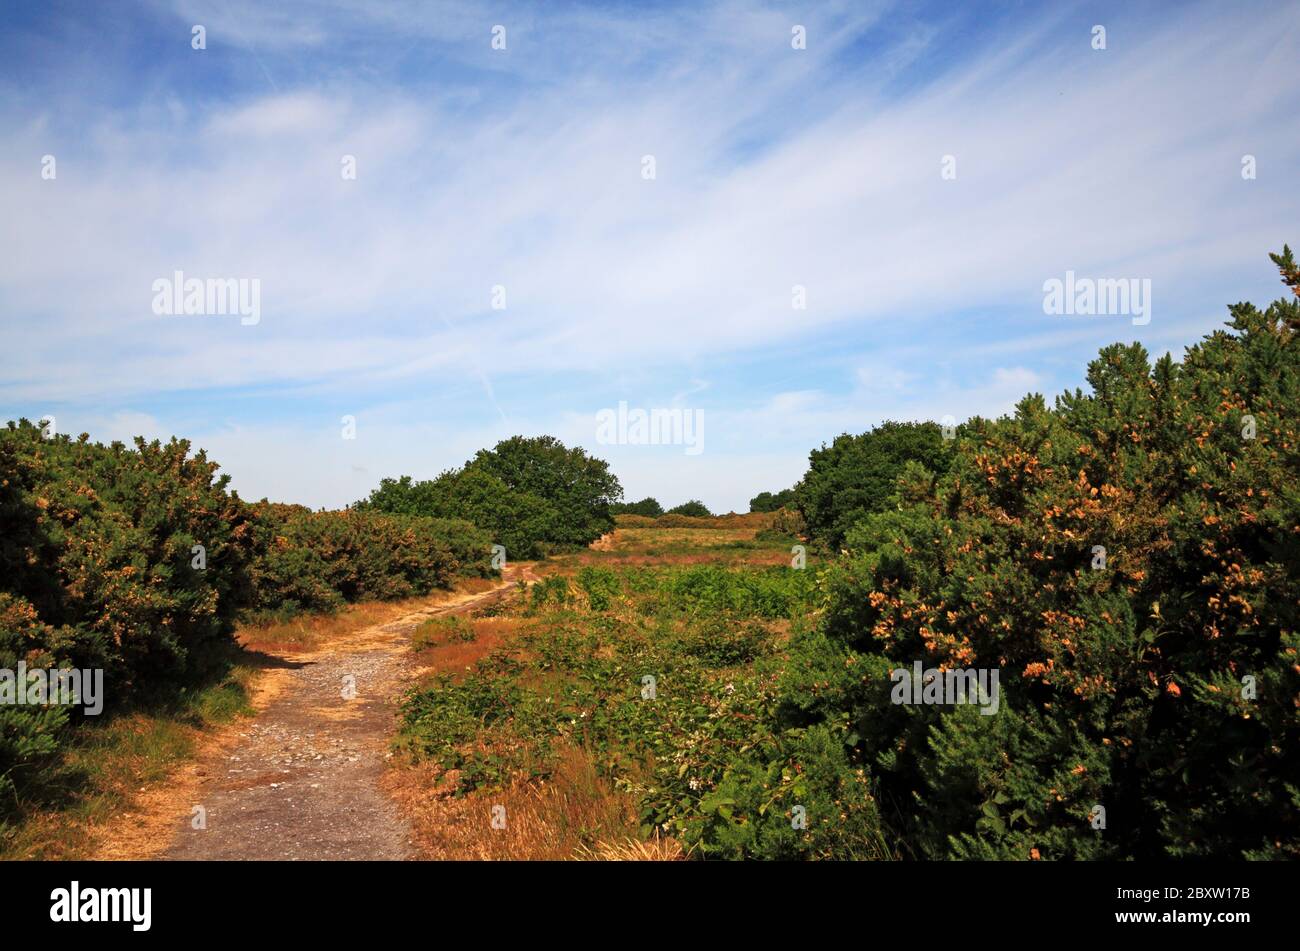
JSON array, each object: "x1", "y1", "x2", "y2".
[{"x1": 611, "y1": 497, "x2": 714, "y2": 518}]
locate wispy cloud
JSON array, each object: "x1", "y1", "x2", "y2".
[{"x1": 1, "y1": 0, "x2": 1297, "y2": 510}]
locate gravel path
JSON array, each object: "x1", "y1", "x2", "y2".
[{"x1": 163, "y1": 575, "x2": 519, "y2": 861}]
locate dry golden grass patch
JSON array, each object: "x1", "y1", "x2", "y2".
[
  {"x1": 384, "y1": 745, "x2": 681, "y2": 861},
  {"x1": 614, "y1": 512, "x2": 776, "y2": 530},
  {"x1": 5, "y1": 661, "x2": 265, "y2": 861},
  {"x1": 411, "y1": 615, "x2": 526, "y2": 680},
  {"x1": 239, "y1": 578, "x2": 501, "y2": 654}
]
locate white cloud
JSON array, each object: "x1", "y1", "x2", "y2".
[{"x1": 2, "y1": 0, "x2": 1297, "y2": 510}]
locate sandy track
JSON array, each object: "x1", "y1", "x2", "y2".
[{"x1": 95, "y1": 571, "x2": 524, "y2": 861}]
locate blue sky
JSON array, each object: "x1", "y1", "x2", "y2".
[{"x1": 2, "y1": 0, "x2": 1297, "y2": 512}]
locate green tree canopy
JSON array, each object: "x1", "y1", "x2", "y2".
[
  {"x1": 612, "y1": 497, "x2": 664, "y2": 517},
  {"x1": 796, "y1": 420, "x2": 953, "y2": 550},
  {"x1": 667, "y1": 499, "x2": 712, "y2": 517},
  {"x1": 357, "y1": 436, "x2": 620, "y2": 558}
]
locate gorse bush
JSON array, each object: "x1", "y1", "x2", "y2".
[
  {"x1": 0, "y1": 424, "x2": 258, "y2": 693},
  {"x1": 0, "y1": 423, "x2": 493, "y2": 815},
  {"x1": 245, "y1": 504, "x2": 490, "y2": 622},
  {"x1": 776, "y1": 247, "x2": 1300, "y2": 859},
  {"x1": 0, "y1": 424, "x2": 259, "y2": 809}
]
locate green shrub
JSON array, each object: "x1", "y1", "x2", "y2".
[
  {"x1": 780, "y1": 247, "x2": 1300, "y2": 859},
  {"x1": 245, "y1": 505, "x2": 473, "y2": 619},
  {"x1": 0, "y1": 423, "x2": 260, "y2": 813},
  {"x1": 0, "y1": 423, "x2": 258, "y2": 694}
]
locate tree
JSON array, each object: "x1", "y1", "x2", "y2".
[
  {"x1": 749, "y1": 487, "x2": 797, "y2": 512},
  {"x1": 796, "y1": 420, "x2": 953, "y2": 550},
  {"x1": 357, "y1": 436, "x2": 621, "y2": 557},
  {"x1": 612, "y1": 497, "x2": 664, "y2": 517},
  {"x1": 466, "y1": 436, "x2": 621, "y2": 548},
  {"x1": 667, "y1": 499, "x2": 712, "y2": 517}
]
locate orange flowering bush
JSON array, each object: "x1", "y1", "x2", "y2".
[{"x1": 776, "y1": 247, "x2": 1300, "y2": 859}]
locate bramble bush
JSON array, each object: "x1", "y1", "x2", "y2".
[{"x1": 395, "y1": 561, "x2": 839, "y2": 857}]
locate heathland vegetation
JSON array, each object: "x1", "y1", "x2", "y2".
[
  {"x1": 3, "y1": 246, "x2": 1297, "y2": 859},
  {"x1": 392, "y1": 247, "x2": 1299, "y2": 860}
]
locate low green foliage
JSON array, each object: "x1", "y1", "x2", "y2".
[
  {"x1": 395, "y1": 561, "x2": 864, "y2": 858},
  {"x1": 413, "y1": 615, "x2": 478, "y2": 649}
]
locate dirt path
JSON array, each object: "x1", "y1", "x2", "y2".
[{"x1": 135, "y1": 570, "x2": 525, "y2": 861}]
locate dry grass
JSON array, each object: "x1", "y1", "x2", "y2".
[
  {"x1": 545, "y1": 525, "x2": 793, "y2": 569},
  {"x1": 573, "y1": 836, "x2": 683, "y2": 861},
  {"x1": 239, "y1": 578, "x2": 501, "y2": 653},
  {"x1": 411, "y1": 615, "x2": 525, "y2": 679},
  {"x1": 384, "y1": 745, "x2": 682, "y2": 861},
  {"x1": 1, "y1": 663, "x2": 260, "y2": 860}
]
